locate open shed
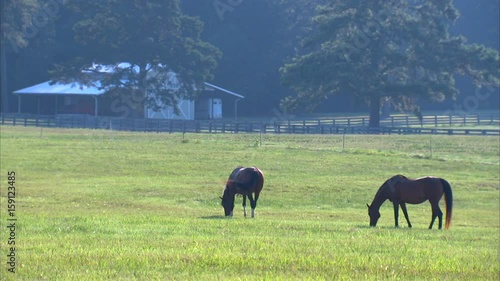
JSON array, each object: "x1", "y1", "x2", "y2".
[{"x1": 13, "y1": 81, "x2": 244, "y2": 120}]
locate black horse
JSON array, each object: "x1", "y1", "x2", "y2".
[{"x1": 220, "y1": 166, "x2": 264, "y2": 217}]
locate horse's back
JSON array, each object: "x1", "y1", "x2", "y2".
[
  {"x1": 408, "y1": 176, "x2": 444, "y2": 201},
  {"x1": 228, "y1": 166, "x2": 264, "y2": 194}
]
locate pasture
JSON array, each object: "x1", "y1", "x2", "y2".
[{"x1": 0, "y1": 126, "x2": 498, "y2": 280}]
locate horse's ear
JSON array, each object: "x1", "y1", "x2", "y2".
[
  {"x1": 366, "y1": 203, "x2": 370, "y2": 208},
  {"x1": 219, "y1": 196, "x2": 223, "y2": 200}
]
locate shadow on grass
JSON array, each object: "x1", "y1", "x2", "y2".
[
  {"x1": 199, "y1": 215, "x2": 228, "y2": 220},
  {"x1": 351, "y1": 225, "x2": 417, "y2": 230}
]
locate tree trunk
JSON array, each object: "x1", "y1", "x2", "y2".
[{"x1": 368, "y1": 95, "x2": 381, "y2": 128}]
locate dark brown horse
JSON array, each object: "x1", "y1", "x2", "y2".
[
  {"x1": 367, "y1": 175, "x2": 453, "y2": 229},
  {"x1": 220, "y1": 166, "x2": 264, "y2": 217}
]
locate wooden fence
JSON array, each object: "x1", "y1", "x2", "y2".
[{"x1": 1, "y1": 113, "x2": 499, "y2": 136}]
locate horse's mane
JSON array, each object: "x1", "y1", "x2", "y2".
[{"x1": 374, "y1": 174, "x2": 409, "y2": 199}]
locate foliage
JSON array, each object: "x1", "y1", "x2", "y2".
[
  {"x1": 182, "y1": 0, "x2": 321, "y2": 115},
  {"x1": 49, "y1": 0, "x2": 222, "y2": 117},
  {"x1": 280, "y1": 0, "x2": 500, "y2": 127},
  {"x1": 0, "y1": 126, "x2": 498, "y2": 280},
  {"x1": 0, "y1": 0, "x2": 42, "y2": 113},
  {"x1": 0, "y1": 1, "x2": 498, "y2": 118}
]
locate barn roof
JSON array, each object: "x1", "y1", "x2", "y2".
[
  {"x1": 13, "y1": 81, "x2": 244, "y2": 99},
  {"x1": 204, "y1": 82, "x2": 244, "y2": 99},
  {"x1": 14, "y1": 62, "x2": 245, "y2": 98},
  {"x1": 13, "y1": 81, "x2": 105, "y2": 96}
]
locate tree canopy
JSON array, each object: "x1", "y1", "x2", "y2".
[
  {"x1": 1, "y1": 0, "x2": 498, "y2": 118},
  {"x1": 280, "y1": 0, "x2": 499, "y2": 127},
  {"x1": 50, "y1": 0, "x2": 221, "y2": 118},
  {"x1": 1, "y1": 0, "x2": 42, "y2": 112}
]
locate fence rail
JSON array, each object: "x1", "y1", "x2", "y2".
[{"x1": 1, "y1": 113, "x2": 499, "y2": 136}]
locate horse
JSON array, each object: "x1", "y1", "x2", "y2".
[
  {"x1": 367, "y1": 175, "x2": 453, "y2": 230},
  {"x1": 220, "y1": 166, "x2": 264, "y2": 218}
]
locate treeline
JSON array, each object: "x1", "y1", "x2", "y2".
[{"x1": 1, "y1": 0, "x2": 498, "y2": 118}]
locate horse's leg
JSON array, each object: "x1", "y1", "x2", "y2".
[
  {"x1": 253, "y1": 191, "x2": 261, "y2": 218},
  {"x1": 393, "y1": 202, "x2": 400, "y2": 228},
  {"x1": 248, "y1": 193, "x2": 256, "y2": 218},
  {"x1": 429, "y1": 202, "x2": 443, "y2": 229},
  {"x1": 400, "y1": 203, "x2": 412, "y2": 228},
  {"x1": 242, "y1": 194, "x2": 247, "y2": 218}
]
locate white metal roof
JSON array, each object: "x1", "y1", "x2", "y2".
[
  {"x1": 13, "y1": 81, "x2": 105, "y2": 96},
  {"x1": 204, "y1": 82, "x2": 244, "y2": 99},
  {"x1": 14, "y1": 81, "x2": 245, "y2": 99},
  {"x1": 14, "y1": 62, "x2": 244, "y2": 98}
]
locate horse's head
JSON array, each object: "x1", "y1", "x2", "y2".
[
  {"x1": 220, "y1": 190, "x2": 234, "y2": 217},
  {"x1": 367, "y1": 203, "x2": 381, "y2": 227}
]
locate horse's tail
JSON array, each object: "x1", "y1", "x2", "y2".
[{"x1": 440, "y1": 179, "x2": 453, "y2": 230}]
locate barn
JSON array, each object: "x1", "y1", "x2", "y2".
[{"x1": 13, "y1": 70, "x2": 244, "y2": 120}]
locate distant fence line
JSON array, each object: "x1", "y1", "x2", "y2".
[{"x1": 1, "y1": 113, "x2": 499, "y2": 136}]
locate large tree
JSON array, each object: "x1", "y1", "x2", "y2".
[
  {"x1": 181, "y1": 0, "x2": 321, "y2": 116},
  {"x1": 0, "y1": 0, "x2": 41, "y2": 113},
  {"x1": 50, "y1": 0, "x2": 221, "y2": 118},
  {"x1": 280, "y1": 0, "x2": 499, "y2": 127}
]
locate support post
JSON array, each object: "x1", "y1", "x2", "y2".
[
  {"x1": 92, "y1": 96, "x2": 98, "y2": 116},
  {"x1": 234, "y1": 98, "x2": 240, "y2": 120}
]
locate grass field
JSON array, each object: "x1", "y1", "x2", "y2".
[{"x1": 0, "y1": 126, "x2": 498, "y2": 280}]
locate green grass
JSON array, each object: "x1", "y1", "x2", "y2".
[{"x1": 0, "y1": 126, "x2": 498, "y2": 280}]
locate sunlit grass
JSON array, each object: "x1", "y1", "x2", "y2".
[{"x1": 0, "y1": 126, "x2": 498, "y2": 280}]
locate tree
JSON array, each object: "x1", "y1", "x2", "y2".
[
  {"x1": 0, "y1": 0, "x2": 41, "y2": 112},
  {"x1": 181, "y1": 0, "x2": 322, "y2": 116},
  {"x1": 50, "y1": 0, "x2": 221, "y2": 118},
  {"x1": 280, "y1": 0, "x2": 499, "y2": 127}
]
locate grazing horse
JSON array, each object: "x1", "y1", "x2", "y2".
[
  {"x1": 367, "y1": 175, "x2": 453, "y2": 229},
  {"x1": 220, "y1": 166, "x2": 264, "y2": 218}
]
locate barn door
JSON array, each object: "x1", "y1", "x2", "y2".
[{"x1": 211, "y1": 98, "x2": 222, "y2": 119}]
